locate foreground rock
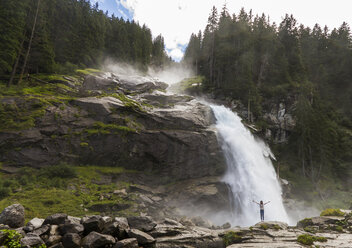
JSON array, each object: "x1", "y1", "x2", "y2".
[
  {"x1": 0, "y1": 205, "x2": 352, "y2": 248},
  {"x1": 0, "y1": 204, "x2": 25, "y2": 228}
]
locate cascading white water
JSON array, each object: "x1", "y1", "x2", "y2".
[{"x1": 211, "y1": 105, "x2": 289, "y2": 226}]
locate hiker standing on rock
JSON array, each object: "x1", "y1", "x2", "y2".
[{"x1": 253, "y1": 200, "x2": 270, "y2": 221}]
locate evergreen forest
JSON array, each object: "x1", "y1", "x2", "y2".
[
  {"x1": 184, "y1": 6, "x2": 352, "y2": 203},
  {"x1": 0, "y1": 0, "x2": 170, "y2": 83}
]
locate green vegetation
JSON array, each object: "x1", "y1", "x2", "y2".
[
  {"x1": 259, "y1": 223, "x2": 269, "y2": 230},
  {"x1": 297, "y1": 234, "x2": 327, "y2": 246},
  {"x1": 84, "y1": 121, "x2": 137, "y2": 136},
  {"x1": 0, "y1": 164, "x2": 137, "y2": 220},
  {"x1": 177, "y1": 76, "x2": 205, "y2": 93},
  {"x1": 298, "y1": 218, "x2": 313, "y2": 228},
  {"x1": 0, "y1": 229, "x2": 23, "y2": 248},
  {"x1": 320, "y1": 208, "x2": 345, "y2": 217},
  {"x1": 272, "y1": 224, "x2": 282, "y2": 231},
  {"x1": 222, "y1": 231, "x2": 243, "y2": 246},
  {"x1": 184, "y1": 6, "x2": 352, "y2": 208},
  {"x1": 0, "y1": 0, "x2": 170, "y2": 80},
  {"x1": 75, "y1": 68, "x2": 101, "y2": 76}
]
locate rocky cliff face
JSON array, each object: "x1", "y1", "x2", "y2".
[{"x1": 0, "y1": 72, "x2": 230, "y2": 221}]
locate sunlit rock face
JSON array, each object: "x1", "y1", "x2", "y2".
[{"x1": 0, "y1": 72, "x2": 230, "y2": 222}]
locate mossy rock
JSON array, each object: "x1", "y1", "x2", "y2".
[
  {"x1": 222, "y1": 231, "x2": 243, "y2": 246},
  {"x1": 297, "y1": 218, "x2": 313, "y2": 228},
  {"x1": 297, "y1": 234, "x2": 327, "y2": 246},
  {"x1": 320, "y1": 208, "x2": 345, "y2": 217}
]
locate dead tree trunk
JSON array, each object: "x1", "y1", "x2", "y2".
[{"x1": 18, "y1": 0, "x2": 41, "y2": 85}]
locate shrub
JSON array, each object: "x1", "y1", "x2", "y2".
[
  {"x1": 260, "y1": 223, "x2": 268, "y2": 230},
  {"x1": 223, "y1": 231, "x2": 243, "y2": 246},
  {"x1": 320, "y1": 208, "x2": 345, "y2": 217},
  {"x1": 297, "y1": 234, "x2": 327, "y2": 245},
  {"x1": 40, "y1": 163, "x2": 77, "y2": 179},
  {"x1": 0, "y1": 229, "x2": 22, "y2": 248}
]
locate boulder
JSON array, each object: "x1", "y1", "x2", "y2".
[
  {"x1": 59, "y1": 222, "x2": 84, "y2": 235},
  {"x1": 82, "y1": 75, "x2": 119, "y2": 92},
  {"x1": 62, "y1": 233, "x2": 81, "y2": 248},
  {"x1": 48, "y1": 242, "x2": 64, "y2": 248},
  {"x1": 43, "y1": 213, "x2": 68, "y2": 225},
  {"x1": 21, "y1": 233, "x2": 44, "y2": 247},
  {"x1": 27, "y1": 217, "x2": 45, "y2": 229},
  {"x1": 127, "y1": 229, "x2": 155, "y2": 245},
  {"x1": 82, "y1": 215, "x2": 104, "y2": 234},
  {"x1": 81, "y1": 231, "x2": 116, "y2": 248},
  {"x1": 127, "y1": 216, "x2": 157, "y2": 232},
  {"x1": 31, "y1": 224, "x2": 50, "y2": 236},
  {"x1": 46, "y1": 235, "x2": 62, "y2": 246},
  {"x1": 0, "y1": 204, "x2": 25, "y2": 228},
  {"x1": 72, "y1": 96, "x2": 124, "y2": 116},
  {"x1": 113, "y1": 238, "x2": 139, "y2": 248}
]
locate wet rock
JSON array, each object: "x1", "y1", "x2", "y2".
[
  {"x1": 73, "y1": 96, "x2": 124, "y2": 116},
  {"x1": 0, "y1": 204, "x2": 25, "y2": 228},
  {"x1": 81, "y1": 231, "x2": 116, "y2": 248}
]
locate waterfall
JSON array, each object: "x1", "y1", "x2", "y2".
[{"x1": 211, "y1": 105, "x2": 289, "y2": 226}]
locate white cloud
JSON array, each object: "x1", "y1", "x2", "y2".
[
  {"x1": 168, "y1": 48, "x2": 184, "y2": 61},
  {"x1": 119, "y1": 0, "x2": 352, "y2": 61}
]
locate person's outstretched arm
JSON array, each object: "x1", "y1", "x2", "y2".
[
  {"x1": 264, "y1": 201, "x2": 271, "y2": 205},
  {"x1": 252, "y1": 200, "x2": 260, "y2": 205}
]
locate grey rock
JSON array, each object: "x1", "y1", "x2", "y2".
[
  {"x1": 21, "y1": 234, "x2": 44, "y2": 247},
  {"x1": 81, "y1": 231, "x2": 116, "y2": 248},
  {"x1": 113, "y1": 238, "x2": 138, "y2": 248},
  {"x1": 127, "y1": 216, "x2": 157, "y2": 232},
  {"x1": 82, "y1": 75, "x2": 119, "y2": 92},
  {"x1": 46, "y1": 235, "x2": 62, "y2": 246},
  {"x1": 127, "y1": 229, "x2": 155, "y2": 245},
  {"x1": 82, "y1": 215, "x2": 104, "y2": 234},
  {"x1": 48, "y1": 242, "x2": 64, "y2": 248},
  {"x1": 0, "y1": 204, "x2": 25, "y2": 228},
  {"x1": 43, "y1": 213, "x2": 68, "y2": 225},
  {"x1": 59, "y1": 222, "x2": 84, "y2": 235},
  {"x1": 32, "y1": 224, "x2": 50, "y2": 236},
  {"x1": 62, "y1": 233, "x2": 81, "y2": 248},
  {"x1": 73, "y1": 97, "x2": 124, "y2": 116},
  {"x1": 27, "y1": 217, "x2": 45, "y2": 229},
  {"x1": 67, "y1": 216, "x2": 82, "y2": 225}
]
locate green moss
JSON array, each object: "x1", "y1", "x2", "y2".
[
  {"x1": 272, "y1": 224, "x2": 282, "y2": 230},
  {"x1": 75, "y1": 68, "x2": 101, "y2": 76},
  {"x1": 80, "y1": 142, "x2": 89, "y2": 147},
  {"x1": 320, "y1": 208, "x2": 345, "y2": 217},
  {"x1": 298, "y1": 218, "x2": 313, "y2": 228},
  {"x1": 297, "y1": 234, "x2": 327, "y2": 246},
  {"x1": 304, "y1": 226, "x2": 317, "y2": 233},
  {"x1": 83, "y1": 121, "x2": 136, "y2": 136},
  {"x1": 260, "y1": 223, "x2": 269, "y2": 230},
  {"x1": 222, "y1": 231, "x2": 243, "y2": 246},
  {"x1": 0, "y1": 165, "x2": 136, "y2": 220}
]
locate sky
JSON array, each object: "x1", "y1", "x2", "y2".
[{"x1": 91, "y1": 0, "x2": 352, "y2": 61}]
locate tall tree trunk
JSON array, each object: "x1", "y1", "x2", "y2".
[
  {"x1": 8, "y1": 37, "x2": 25, "y2": 87},
  {"x1": 18, "y1": 0, "x2": 41, "y2": 85}
]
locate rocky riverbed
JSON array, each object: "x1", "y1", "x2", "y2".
[{"x1": 0, "y1": 204, "x2": 351, "y2": 248}]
